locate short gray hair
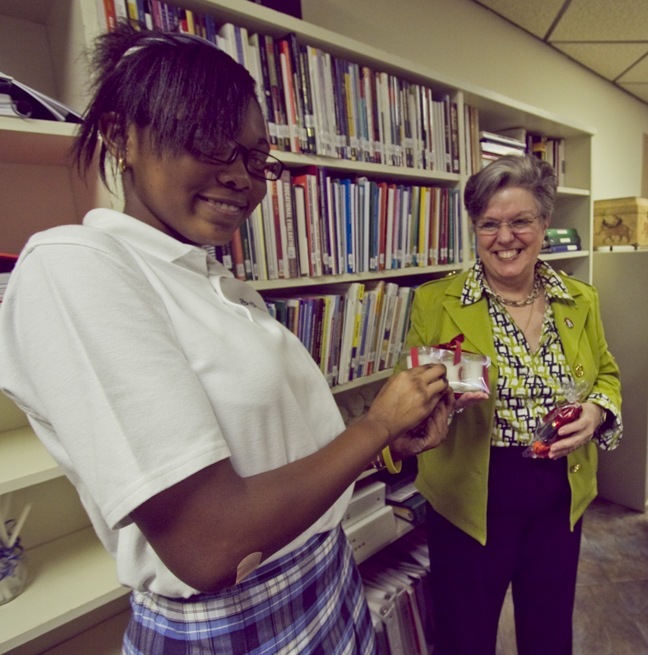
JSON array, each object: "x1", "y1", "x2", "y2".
[{"x1": 464, "y1": 154, "x2": 557, "y2": 222}]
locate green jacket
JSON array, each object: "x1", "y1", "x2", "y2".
[{"x1": 405, "y1": 270, "x2": 622, "y2": 545}]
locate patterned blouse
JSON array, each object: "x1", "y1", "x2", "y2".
[{"x1": 461, "y1": 260, "x2": 616, "y2": 449}]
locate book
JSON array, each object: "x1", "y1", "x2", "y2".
[
  {"x1": 542, "y1": 243, "x2": 581, "y2": 253},
  {"x1": 387, "y1": 492, "x2": 427, "y2": 525},
  {"x1": 479, "y1": 139, "x2": 526, "y2": 157},
  {"x1": 296, "y1": 40, "x2": 317, "y2": 153},
  {"x1": 479, "y1": 130, "x2": 527, "y2": 150},
  {"x1": 544, "y1": 233, "x2": 581, "y2": 246},
  {"x1": 278, "y1": 171, "x2": 300, "y2": 278},
  {"x1": 542, "y1": 227, "x2": 581, "y2": 252},
  {"x1": 337, "y1": 282, "x2": 364, "y2": 385},
  {"x1": 291, "y1": 180, "x2": 311, "y2": 276},
  {"x1": 278, "y1": 35, "x2": 302, "y2": 152},
  {"x1": 365, "y1": 592, "x2": 407, "y2": 655},
  {"x1": 268, "y1": 178, "x2": 288, "y2": 278},
  {"x1": 261, "y1": 193, "x2": 279, "y2": 279},
  {"x1": 546, "y1": 227, "x2": 580, "y2": 238},
  {"x1": 97, "y1": 0, "x2": 117, "y2": 31},
  {"x1": 0, "y1": 73, "x2": 82, "y2": 123},
  {"x1": 230, "y1": 227, "x2": 246, "y2": 281},
  {"x1": 262, "y1": 34, "x2": 289, "y2": 151},
  {"x1": 363, "y1": 569, "x2": 423, "y2": 655},
  {"x1": 317, "y1": 167, "x2": 335, "y2": 275}
]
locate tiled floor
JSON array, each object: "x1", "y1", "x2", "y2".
[{"x1": 497, "y1": 496, "x2": 648, "y2": 655}]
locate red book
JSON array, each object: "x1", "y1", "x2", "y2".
[
  {"x1": 102, "y1": 0, "x2": 117, "y2": 31},
  {"x1": 230, "y1": 228, "x2": 246, "y2": 281},
  {"x1": 291, "y1": 167, "x2": 322, "y2": 277},
  {"x1": 278, "y1": 37, "x2": 301, "y2": 153}
]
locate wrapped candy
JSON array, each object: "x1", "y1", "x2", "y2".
[
  {"x1": 523, "y1": 379, "x2": 588, "y2": 459},
  {"x1": 405, "y1": 334, "x2": 490, "y2": 395}
]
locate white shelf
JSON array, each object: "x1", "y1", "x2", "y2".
[
  {"x1": 251, "y1": 264, "x2": 462, "y2": 291},
  {"x1": 0, "y1": 527, "x2": 128, "y2": 654},
  {"x1": 0, "y1": 117, "x2": 77, "y2": 165},
  {"x1": 557, "y1": 185, "x2": 590, "y2": 197},
  {"x1": 352, "y1": 516, "x2": 415, "y2": 565},
  {"x1": 0, "y1": 425, "x2": 61, "y2": 495},
  {"x1": 276, "y1": 150, "x2": 460, "y2": 183}
]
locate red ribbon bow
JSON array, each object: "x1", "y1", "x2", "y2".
[{"x1": 410, "y1": 334, "x2": 465, "y2": 367}]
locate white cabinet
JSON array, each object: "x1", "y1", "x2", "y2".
[{"x1": 593, "y1": 251, "x2": 648, "y2": 512}]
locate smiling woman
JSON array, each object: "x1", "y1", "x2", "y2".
[
  {"x1": 403, "y1": 153, "x2": 623, "y2": 655},
  {"x1": 0, "y1": 20, "x2": 454, "y2": 655},
  {"x1": 112, "y1": 101, "x2": 269, "y2": 246}
]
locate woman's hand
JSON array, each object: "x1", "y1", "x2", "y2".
[
  {"x1": 390, "y1": 389, "x2": 454, "y2": 461},
  {"x1": 548, "y1": 402, "x2": 604, "y2": 459},
  {"x1": 453, "y1": 390, "x2": 490, "y2": 413}
]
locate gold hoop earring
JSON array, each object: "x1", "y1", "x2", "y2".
[{"x1": 118, "y1": 155, "x2": 127, "y2": 174}]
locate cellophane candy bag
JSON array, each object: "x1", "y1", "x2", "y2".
[
  {"x1": 523, "y1": 379, "x2": 588, "y2": 459},
  {"x1": 404, "y1": 334, "x2": 490, "y2": 396}
]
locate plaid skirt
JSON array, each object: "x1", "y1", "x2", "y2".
[{"x1": 123, "y1": 526, "x2": 377, "y2": 654}]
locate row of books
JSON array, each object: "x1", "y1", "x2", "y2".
[
  {"x1": 477, "y1": 127, "x2": 566, "y2": 183},
  {"x1": 541, "y1": 227, "x2": 581, "y2": 253},
  {"x1": 265, "y1": 280, "x2": 414, "y2": 387},
  {"x1": 211, "y1": 170, "x2": 462, "y2": 282},
  {"x1": 342, "y1": 464, "x2": 434, "y2": 653},
  {"x1": 461, "y1": 108, "x2": 567, "y2": 183},
  {"x1": 98, "y1": 0, "x2": 461, "y2": 171},
  {"x1": 362, "y1": 530, "x2": 434, "y2": 655}
]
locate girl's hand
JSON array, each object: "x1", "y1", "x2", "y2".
[
  {"x1": 364, "y1": 364, "x2": 449, "y2": 441},
  {"x1": 390, "y1": 390, "x2": 454, "y2": 461}
]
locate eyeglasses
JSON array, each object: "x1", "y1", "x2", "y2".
[
  {"x1": 194, "y1": 141, "x2": 284, "y2": 181},
  {"x1": 474, "y1": 215, "x2": 542, "y2": 235}
]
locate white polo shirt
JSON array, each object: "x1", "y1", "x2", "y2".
[{"x1": 0, "y1": 209, "x2": 352, "y2": 597}]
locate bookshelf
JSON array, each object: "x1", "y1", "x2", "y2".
[{"x1": 0, "y1": 0, "x2": 592, "y2": 652}]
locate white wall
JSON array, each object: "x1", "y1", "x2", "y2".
[{"x1": 301, "y1": 0, "x2": 648, "y2": 201}]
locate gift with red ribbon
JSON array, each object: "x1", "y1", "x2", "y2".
[{"x1": 406, "y1": 334, "x2": 490, "y2": 395}]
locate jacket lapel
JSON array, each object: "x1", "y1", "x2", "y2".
[
  {"x1": 441, "y1": 274, "x2": 497, "y2": 359},
  {"x1": 552, "y1": 279, "x2": 588, "y2": 367}
]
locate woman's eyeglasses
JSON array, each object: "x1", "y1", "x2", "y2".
[
  {"x1": 474, "y1": 215, "x2": 542, "y2": 235},
  {"x1": 194, "y1": 141, "x2": 284, "y2": 181}
]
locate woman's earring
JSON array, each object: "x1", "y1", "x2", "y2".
[{"x1": 118, "y1": 155, "x2": 127, "y2": 174}]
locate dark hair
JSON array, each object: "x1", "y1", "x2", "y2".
[
  {"x1": 464, "y1": 154, "x2": 557, "y2": 221},
  {"x1": 73, "y1": 22, "x2": 258, "y2": 187}
]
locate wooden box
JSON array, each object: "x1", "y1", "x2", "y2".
[{"x1": 593, "y1": 197, "x2": 648, "y2": 248}]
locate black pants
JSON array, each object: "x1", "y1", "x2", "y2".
[{"x1": 425, "y1": 446, "x2": 583, "y2": 655}]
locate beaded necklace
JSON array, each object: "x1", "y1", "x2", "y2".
[{"x1": 487, "y1": 276, "x2": 543, "y2": 307}]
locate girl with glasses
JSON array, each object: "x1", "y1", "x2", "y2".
[{"x1": 0, "y1": 22, "x2": 453, "y2": 654}]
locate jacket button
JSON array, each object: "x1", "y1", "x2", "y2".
[
  {"x1": 570, "y1": 464, "x2": 581, "y2": 473},
  {"x1": 574, "y1": 364, "x2": 584, "y2": 377}
]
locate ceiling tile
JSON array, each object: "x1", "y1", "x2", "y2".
[
  {"x1": 552, "y1": 42, "x2": 648, "y2": 81},
  {"x1": 617, "y1": 82, "x2": 648, "y2": 104},
  {"x1": 550, "y1": 0, "x2": 648, "y2": 41},
  {"x1": 467, "y1": 0, "x2": 648, "y2": 107},
  {"x1": 617, "y1": 52, "x2": 648, "y2": 82},
  {"x1": 471, "y1": 0, "x2": 565, "y2": 38}
]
